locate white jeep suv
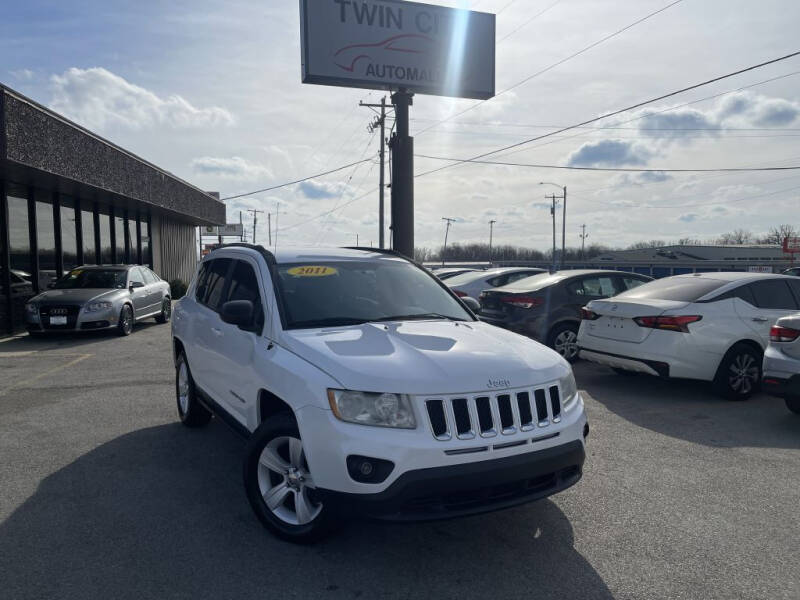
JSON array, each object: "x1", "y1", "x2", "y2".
[{"x1": 172, "y1": 244, "x2": 588, "y2": 542}]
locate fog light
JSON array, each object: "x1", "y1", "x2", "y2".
[{"x1": 346, "y1": 455, "x2": 394, "y2": 484}]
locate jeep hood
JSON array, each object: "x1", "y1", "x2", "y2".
[{"x1": 280, "y1": 320, "x2": 569, "y2": 395}]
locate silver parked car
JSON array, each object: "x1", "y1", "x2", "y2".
[
  {"x1": 763, "y1": 312, "x2": 800, "y2": 414},
  {"x1": 24, "y1": 265, "x2": 172, "y2": 336}
]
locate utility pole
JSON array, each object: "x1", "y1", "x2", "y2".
[
  {"x1": 361, "y1": 96, "x2": 393, "y2": 249},
  {"x1": 488, "y1": 220, "x2": 497, "y2": 262},
  {"x1": 546, "y1": 195, "x2": 560, "y2": 273},
  {"x1": 268, "y1": 213, "x2": 272, "y2": 246},
  {"x1": 247, "y1": 209, "x2": 264, "y2": 245},
  {"x1": 390, "y1": 89, "x2": 414, "y2": 259},
  {"x1": 580, "y1": 224, "x2": 588, "y2": 260},
  {"x1": 561, "y1": 186, "x2": 567, "y2": 268},
  {"x1": 356, "y1": 233, "x2": 359, "y2": 246},
  {"x1": 441, "y1": 217, "x2": 456, "y2": 267}
]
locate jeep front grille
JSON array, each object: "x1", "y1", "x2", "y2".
[{"x1": 424, "y1": 385, "x2": 563, "y2": 441}]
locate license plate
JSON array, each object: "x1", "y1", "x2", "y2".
[
  {"x1": 49, "y1": 316, "x2": 68, "y2": 325},
  {"x1": 608, "y1": 317, "x2": 625, "y2": 329}
]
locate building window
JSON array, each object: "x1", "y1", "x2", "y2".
[
  {"x1": 81, "y1": 205, "x2": 97, "y2": 265},
  {"x1": 115, "y1": 213, "x2": 125, "y2": 263},
  {"x1": 141, "y1": 219, "x2": 151, "y2": 267},
  {"x1": 99, "y1": 207, "x2": 112, "y2": 264},
  {"x1": 36, "y1": 193, "x2": 57, "y2": 290},
  {"x1": 7, "y1": 184, "x2": 35, "y2": 332},
  {"x1": 59, "y1": 196, "x2": 79, "y2": 273},
  {"x1": 128, "y1": 215, "x2": 137, "y2": 264}
]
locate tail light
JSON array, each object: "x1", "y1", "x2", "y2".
[
  {"x1": 581, "y1": 307, "x2": 600, "y2": 321},
  {"x1": 453, "y1": 290, "x2": 467, "y2": 298},
  {"x1": 501, "y1": 295, "x2": 544, "y2": 309},
  {"x1": 770, "y1": 325, "x2": 800, "y2": 342},
  {"x1": 634, "y1": 315, "x2": 702, "y2": 333}
]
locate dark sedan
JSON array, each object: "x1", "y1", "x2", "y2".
[{"x1": 478, "y1": 269, "x2": 653, "y2": 361}]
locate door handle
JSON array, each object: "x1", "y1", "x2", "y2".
[
  {"x1": 751, "y1": 317, "x2": 769, "y2": 323},
  {"x1": 211, "y1": 327, "x2": 223, "y2": 336}
]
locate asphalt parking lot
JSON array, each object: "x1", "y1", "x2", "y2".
[{"x1": 0, "y1": 323, "x2": 798, "y2": 600}]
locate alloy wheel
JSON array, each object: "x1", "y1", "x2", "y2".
[
  {"x1": 177, "y1": 361, "x2": 189, "y2": 415},
  {"x1": 257, "y1": 436, "x2": 321, "y2": 526},
  {"x1": 728, "y1": 352, "x2": 759, "y2": 395},
  {"x1": 554, "y1": 330, "x2": 579, "y2": 360}
]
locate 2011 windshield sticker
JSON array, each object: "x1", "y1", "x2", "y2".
[{"x1": 288, "y1": 266, "x2": 338, "y2": 277}]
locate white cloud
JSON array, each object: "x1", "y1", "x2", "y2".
[
  {"x1": 10, "y1": 68, "x2": 35, "y2": 81},
  {"x1": 567, "y1": 139, "x2": 655, "y2": 167},
  {"x1": 190, "y1": 156, "x2": 271, "y2": 180},
  {"x1": 49, "y1": 67, "x2": 235, "y2": 131},
  {"x1": 299, "y1": 180, "x2": 345, "y2": 199}
]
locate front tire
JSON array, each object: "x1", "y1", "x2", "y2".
[
  {"x1": 786, "y1": 396, "x2": 800, "y2": 415},
  {"x1": 175, "y1": 352, "x2": 212, "y2": 427},
  {"x1": 155, "y1": 298, "x2": 172, "y2": 324},
  {"x1": 243, "y1": 414, "x2": 331, "y2": 543},
  {"x1": 116, "y1": 304, "x2": 133, "y2": 336},
  {"x1": 714, "y1": 343, "x2": 762, "y2": 401},
  {"x1": 548, "y1": 323, "x2": 580, "y2": 363}
]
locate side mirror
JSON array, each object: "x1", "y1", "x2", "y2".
[
  {"x1": 461, "y1": 297, "x2": 480, "y2": 313},
  {"x1": 221, "y1": 300, "x2": 254, "y2": 329},
  {"x1": 129, "y1": 281, "x2": 144, "y2": 289}
]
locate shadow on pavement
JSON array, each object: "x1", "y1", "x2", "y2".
[
  {"x1": 0, "y1": 421, "x2": 613, "y2": 600},
  {"x1": 0, "y1": 321, "x2": 165, "y2": 353},
  {"x1": 575, "y1": 361, "x2": 800, "y2": 449}
]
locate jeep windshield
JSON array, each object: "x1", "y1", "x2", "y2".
[
  {"x1": 276, "y1": 260, "x2": 474, "y2": 329},
  {"x1": 53, "y1": 269, "x2": 128, "y2": 290}
]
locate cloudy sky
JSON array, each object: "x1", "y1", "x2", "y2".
[{"x1": 3, "y1": 0, "x2": 800, "y2": 251}]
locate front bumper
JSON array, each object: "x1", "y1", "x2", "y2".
[
  {"x1": 318, "y1": 439, "x2": 585, "y2": 521},
  {"x1": 26, "y1": 304, "x2": 118, "y2": 332}
]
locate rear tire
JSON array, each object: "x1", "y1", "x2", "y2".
[
  {"x1": 713, "y1": 343, "x2": 762, "y2": 401},
  {"x1": 243, "y1": 414, "x2": 332, "y2": 543},
  {"x1": 547, "y1": 323, "x2": 580, "y2": 363},
  {"x1": 786, "y1": 396, "x2": 800, "y2": 415},
  {"x1": 155, "y1": 298, "x2": 172, "y2": 324},
  {"x1": 175, "y1": 352, "x2": 212, "y2": 427},
  {"x1": 116, "y1": 304, "x2": 133, "y2": 336}
]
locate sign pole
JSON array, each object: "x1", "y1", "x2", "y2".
[{"x1": 391, "y1": 89, "x2": 414, "y2": 259}]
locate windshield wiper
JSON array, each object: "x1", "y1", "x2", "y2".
[
  {"x1": 371, "y1": 313, "x2": 466, "y2": 323},
  {"x1": 289, "y1": 317, "x2": 369, "y2": 329}
]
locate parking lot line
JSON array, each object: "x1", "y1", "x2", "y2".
[{"x1": 0, "y1": 353, "x2": 93, "y2": 398}]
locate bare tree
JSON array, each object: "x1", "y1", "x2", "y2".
[
  {"x1": 628, "y1": 240, "x2": 667, "y2": 250},
  {"x1": 762, "y1": 224, "x2": 798, "y2": 245},
  {"x1": 717, "y1": 229, "x2": 753, "y2": 245}
]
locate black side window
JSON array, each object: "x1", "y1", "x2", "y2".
[
  {"x1": 580, "y1": 276, "x2": 616, "y2": 297},
  {"x1": 203, "y1": 258, "x2": 232, "y2": 311},
  {"x1": 129, "y1": 267, "x2": 145, "y2": 286},
  {"x1": 225, "y1": 260, "x2": 265, "y2": 333},
  {"x1": 788, "y1": 279, "x2": 800, "y2": 304},
  {"x1": 488, "y1": 275, "x2": 508, "y2": 287},
  {"x1": 195, "y1": 262, "x2": 211, "y2": 302},
  {"x1": 750, "y1": 280, "x2": 798, "y2": 310}
]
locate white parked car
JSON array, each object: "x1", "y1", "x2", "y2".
[
  {"x1": 446, "y1": 267, "x2": 546, "y2": 301},
  {"x1": 172, "y1": 245, "x2": 588, "y2": 542},
  {"x1": 762, "y1": 312, "x2": 800, "y2": 414},
  {"x1": 577, "y1": 272, "x2": 800, "y2": 400}
]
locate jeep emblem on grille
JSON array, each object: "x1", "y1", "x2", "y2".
[{"x1": 487, "y1": 378, "x2": 510, "y2": 389}]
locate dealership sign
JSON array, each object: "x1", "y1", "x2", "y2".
[
  {"x1": 300, "y1": 0, "x2": 496, "y2": 100},
  {"x1": 201, "y1": 224, "x2": 244, "y2": 236}
]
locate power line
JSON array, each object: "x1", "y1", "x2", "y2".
[
  {"x1": 415, "y1": 154, "x2": 800, "y2": 173},
  {"x1": 220, "y1": 158, "x2": 374, "y2": 201},
  {"x1": 280, "y1": 187, "x2": 380, "y2": 234},
  {"x1": 415, "y1": 50, "x2": 800, "y2": 179},
  {"x1": 497, "y1": 0, "x2": 563, "y2": 45},
  {"x1": 415, "y1": 0, "x2": 684, "y2": 137}
]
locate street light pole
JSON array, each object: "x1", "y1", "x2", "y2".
[
  {"x1": 488, "y1": 219, "x2": 496, "y2": 263},
  {"x1": 546, "y1": 195, "x2": 559, "y2": 273},
  {"x1": 561, "y1": 186, "x2": 567, "y2": 268}
]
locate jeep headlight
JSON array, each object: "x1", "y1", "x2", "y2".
[
  {"x1": 85, "y1": 301, "x2": 112, "y2": 313},
  {"x1": 560, "y1": 371, "x2": 579, "y2": 411},
  {"x1": 327, "y1": 390, "x2": 416, "y2": 429}
]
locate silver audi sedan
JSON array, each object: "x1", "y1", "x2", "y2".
[{"x1": 24, "y1": 265, "x2": 172, "y2": 336}]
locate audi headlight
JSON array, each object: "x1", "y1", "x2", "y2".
[
  {"x1": 85, "y1": 301, "x2": 112, "y2": 313},
  {"x1": 560, "y1": 371, "x2": 579, "y2": 411},
  {"x1": 25, "y1": 302, "x2": 39, "y2": 315},
  {"x1": 327, "y1": 390, "x2": 416, "y2": 429}
]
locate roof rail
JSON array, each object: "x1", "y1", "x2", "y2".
[
  {"x1": 213, "y1": 243, "x2": 277, "y2": 265},
  {"x1": 342, "y1": 246, "x2": 418, "y2": 263}
]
